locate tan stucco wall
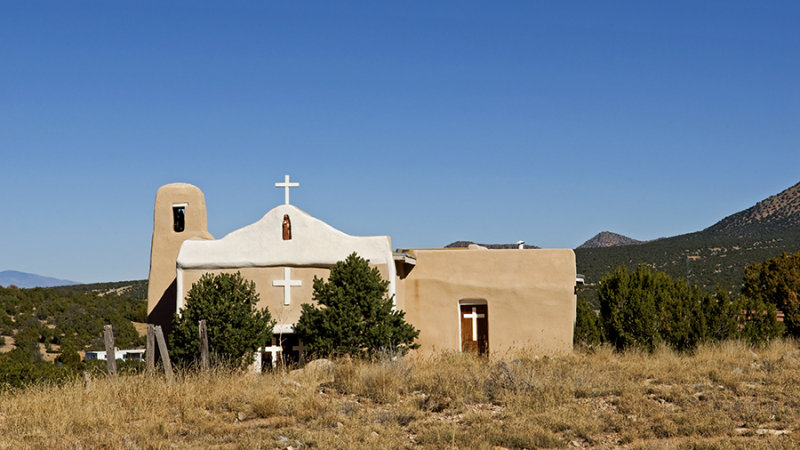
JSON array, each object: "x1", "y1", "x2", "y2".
[
  {"x1": 399, "y1": 248, "x2": 577, "y2": 355},
  {"x1": 148, "y1": 184, "x2": 576, "y2": 357},
  {"x1": 147, "y1": 183, "x2": 213, "y2": 330},
  {"x1": 179, "y1": 264, "x2": 391, "y2": 330}
]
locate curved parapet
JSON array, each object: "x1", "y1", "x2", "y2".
[{"x1": 175, "y1": 204, "x2": 395, "y2": 312}]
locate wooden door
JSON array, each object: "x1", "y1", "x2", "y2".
[{"x1": 460, "y1": 304, "x2": 488, "y2": 355}]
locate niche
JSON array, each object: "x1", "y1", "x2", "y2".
[{"x1": 282, "y1": 214, "x2": 292, "y2": 240}]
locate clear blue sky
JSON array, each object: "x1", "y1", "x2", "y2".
[{"x1": 1, "y1": 2, "x2": 798, "y2": 283}]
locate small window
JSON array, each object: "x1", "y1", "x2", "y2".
[{"x1": 173, "y1": 206, "x2": 185, "y2": 232}]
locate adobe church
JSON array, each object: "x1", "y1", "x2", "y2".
[{"x1": 147, "y1": 177, "x2": 578, "y2": 361}]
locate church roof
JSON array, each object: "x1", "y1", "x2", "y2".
[{"x1": 176, "y1": 204, "x2": 393, "y2": 270}]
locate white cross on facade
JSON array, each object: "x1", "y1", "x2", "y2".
[
  {"x1": 463, "y1": 307, "x2": 485, "y2": 341},
  {"x1": 261, "y1": 345, "x2": 283, "y2": 368},
  {"x1": 275, "y1": 174, "x2": 300, "y2": 205},
  {"x1": 273, "y1": 267, "x2": 302, "y2": 305}
]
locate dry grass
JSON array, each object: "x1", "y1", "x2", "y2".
[{"x1": 1, "y1": 340, "x2": 799, "y2": 449}]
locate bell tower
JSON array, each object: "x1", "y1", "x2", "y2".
[{"x1": 147, "y1": 183, "x2": 213, "y2": 331}]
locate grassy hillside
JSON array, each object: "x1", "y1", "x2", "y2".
[{"x1": 1, "y1": 342, "x2": 798, "y2": 448}]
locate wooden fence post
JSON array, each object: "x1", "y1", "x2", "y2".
[
  {"x1": 199, "y1": 319, "x2": 209, "y2": 371},
  {"x1": 154, "y1": 325, "x2": 174, "y2": 382},
  {"x1": 146, "y1": 324, "x2": 155, "y2": 375},
  {"x1": 103, "y1": 324, "x2": 117, "y2": 377}
]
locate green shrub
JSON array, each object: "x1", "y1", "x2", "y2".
[
  {"x1": 742, "y1": 251, "x2": 800, "y2": 337},
  {"x1": 169, "y1": 272, "x2": 274, "y2": 367},
  {"x1": 599, "y1": 266, "x2": 667, "y2": 351},
  {"x1": 295, "y1": 252, "x2": 419, "y2": 358},
  {"x1": 574, "y1": 297, "x2": 602, "y2": 346},
  {"x1": 738, "y1": 296, "x2": 784, "y2": 345}
]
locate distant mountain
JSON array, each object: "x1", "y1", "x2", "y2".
[
  {"x1": 577, "y1": 232, "x2": 642, "y2": 249},
  {"x1": 445, "y1": 241, "x2": 540, "y2": 249},
  {"x1": 703, "y1": 181, "x2": 800, "y2": 237},
  {"x1": 0, "y1": 270, "x2": 79, "y2": 288}
]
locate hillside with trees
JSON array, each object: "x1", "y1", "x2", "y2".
[
  {"x1": 577, "y1": 181, "x2": 800, "y2": 306},
  {"x1": 0, "y1": 281, "x2": 147, "y2": 386}
]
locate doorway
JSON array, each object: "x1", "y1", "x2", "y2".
[{"x1": 460, "y1": 302, "x2": 488, "y2": 355}]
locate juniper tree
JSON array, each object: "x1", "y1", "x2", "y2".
[
  {"x1": 599, "y1": 265, "x2": 712, "y2": 352},
  {"x1": 169, "y1": 272, "x2": 273, "y2": 367},
  {"x1": 600, "y1": 266, "x2": 668, "y2": 351},
  {"x1": 738, "y1": 296, "x2": 784, "y2": 344},
  {"x1": 574, "y1": 297, "x2": 602, "y2": 346},
  {"x1": 295, "y1": 252, "x2": 419, "y2": 358},
  {"x1": 701, "y1": 287, "x2": 740, "y2": 342},
  {"x1": 742, "y1": 251, "x2": 800, "y2": 337}
]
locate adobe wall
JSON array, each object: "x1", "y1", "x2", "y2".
[
  {"x1": 399, "y1": 248, "x2": 577, "y2": 355},
  {"x1": 178, "y1": 264, "x2": 391, "y2": 332},
  {"x1": 147, "y1": 183, "x2": 213, "y2": 331}
]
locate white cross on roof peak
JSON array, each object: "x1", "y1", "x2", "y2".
[{"x1": 275, "y1": 174, "x2": 299, "y2": 205}]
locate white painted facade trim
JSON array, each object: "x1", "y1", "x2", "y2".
[
  {"x1": 176, "y1": 267, "x2": 184, "y2": 315},
  {"x1": 175, "y1": 204, "x2": 395, "y2": 315},
  {"x1": 273, "y1": 324, "x2": 295, "y2": 334}
]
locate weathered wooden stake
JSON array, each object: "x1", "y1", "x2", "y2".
[
  {"x1": 154, "y1": 325, "x2": 174, "y2": 382},
  {"x1": 146, "y1": 324, "x2": 155, "y2": 375},
  {"x1": 103, "y1": 324, "x2": 117, "y2": 377},
  {"x1": 199, "y1": 320, "x2": 209, "y2": 371}
]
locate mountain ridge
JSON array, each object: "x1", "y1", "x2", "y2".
[
  {"x1": 577, "y1": 231, "x2": 642, "y2": 249},
  {"x1": 575, "y1": 180, "x2": 800, "y2": 306},
  {"x1": 445, "y1": 241, "x2": 540, "y2": 249},
  {"x1": 0, "y1": 270, "x2": 79, "y2": 288},
  {"x1": 702, "y1": 181, "x2": 800, "y2": 237}
]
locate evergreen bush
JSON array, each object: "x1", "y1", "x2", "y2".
[
  {"x1": 742, "y1": 251, "x2": 800, "y2": 337},
  {"x1": 295, "y1": 252, "x2": 419, "y2": 358},
  {"x1": 598, "y1": 265, "x2": 782, "y2": 351},
  {"x1": 169, "y1": 272, "x2": 274, "y2": 367},
  {"x1": 574, "y1": 297, "x2": 602, "y2": 346}
]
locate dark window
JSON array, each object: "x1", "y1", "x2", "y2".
[{"x1": 173, "y1": 206, "x2": 185, "y2": 232}]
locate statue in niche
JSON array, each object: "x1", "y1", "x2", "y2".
[{"x1": 282, "y1": 214, "x2": 292, "y2": 240}]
